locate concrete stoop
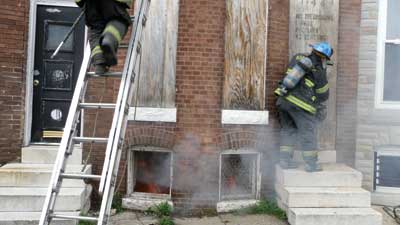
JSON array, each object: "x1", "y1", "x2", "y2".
[
  {"x1": 0, "y1": 212, "x2": 80, "y2": 225},
  {"x1": 288, "y1": 208, "x2": 382, "y2": 225},
  {"x1": 275, "y1": 163, "x2": 382, "y2": 225},
  {"x1": 0, "y1": 145, "x2": 92, "y2": 225}
]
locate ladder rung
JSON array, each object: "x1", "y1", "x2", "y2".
[
  {"x1": 87, "y1": 71, "x2": 122, "y2": 77},
  {"x1": 51, "y1": 214, "x2": 98, "y2": 222},
  {"x1": 60, "y1": 173, "x2": 102, "y2": 180},
  {"x1": 79, "y1": 103, "x2": 116, "y2": 109},
  {"x1": 73, "y1": 137, "x2": 108, "y2": 143}
]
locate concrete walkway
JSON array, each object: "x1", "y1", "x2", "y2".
[{"x1": 109, "y1": 206, "x2": 398, "y2": 225}]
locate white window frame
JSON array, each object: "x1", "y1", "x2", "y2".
[
  {"x1": 375, "y1": 0, "x2": 400, "y2": 109},
  {"x1": 218, "y1": 149, "x2": 261, "y2": 201},
  {"x1": 126, "y1": 146, "x2": 174, "y2": 199}
]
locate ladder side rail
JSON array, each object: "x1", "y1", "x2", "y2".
[
  {"x1": 98, "y1": 0, "x2": 147, "y2": 195},
  {"x1": 39, "y1": 43, "x2": 92, "y2": 225},
  {"x1": 98, "y1": 0, "x2": 150, "y2": 224}
]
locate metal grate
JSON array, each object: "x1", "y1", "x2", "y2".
[
  {"x1": 375, "y1": 153, "x2": 400, "y2": 189},
  {"x1": 220, "y1": 154, "x2": 258, "y2": 200}
]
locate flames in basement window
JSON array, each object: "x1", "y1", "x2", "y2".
[
  {"x1": 219, "y1": 152, "x2": 261, "y2": 201},
  {"x1": 133, "y1": 151, "x2": 172, "y2": 196}
]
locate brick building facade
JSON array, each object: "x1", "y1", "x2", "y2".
[{"x1": 4, "y1": 0, "x2": 398, "y2": 213}]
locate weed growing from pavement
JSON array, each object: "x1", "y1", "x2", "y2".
[
  {"x1": 78, "y1": 221, "x2": 96, "y2": 225},
  {"x1": 78, "y1": 212, "x2": 96, "y2": 225},
  {"x1": 146, "y1": 202, "x2": 174, "y2": 225},
  {"x1": 234, "y1": 200, "x2": 287, "y2": 221},
  {"x1": 146, "y1": 202, "x2": 172, "y2": 217},
  {"x1": 112, "y1": 192, "x2": 124, "y2": 214},
  {"x1": 159, "y1": 216, "x2": 175, "y2": 225}
]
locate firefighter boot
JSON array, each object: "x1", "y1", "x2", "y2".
[
  {"x1": 100, "y1": 20, "x2": 128, "y2": 66},
  {"x1": 303, "y1": 152, "x2": 322, "y2": 172},
  {"x1": 91, "y1": 45, "x2": 110, "y2": 74},
  {"x1": 279, "y1": 146, "x2": 298, "y2": 169}
]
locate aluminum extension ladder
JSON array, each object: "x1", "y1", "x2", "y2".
[{"x1": 39, "y1": 0, "x2": 150, "y2": 224}]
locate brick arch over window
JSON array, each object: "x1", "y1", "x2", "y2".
[
  {"x1": 125, "y1": 128, "x2": 175, "y2": 149},
  {"x1": 217, "y1": 131, "x2": 269, "y2": 151}
]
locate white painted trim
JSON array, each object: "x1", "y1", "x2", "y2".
[
  {"x1": 221, "y1": 110, "x2": 269, "y2": 125},
  {"x1": 376, "y1": 148, "x2": 400, "y2": 157},
  {"x1": 128, "y1": 107, "x2": 177, "y2": 122},
  {"x1": 374, "y1": 0, "x2": 400, "y2": 109},
  {"x1": 375, "y1": 186, "x2": 400, "y2": 194},
  {"x1": 24, "y1": 0, "x2": 38, "y2": 146},
  {"x1": 24, "y1": 1, "x2": 86, "y2": 146},
  {"x1": 36, "y1": 0, "x2": 78, "y2": 7}
]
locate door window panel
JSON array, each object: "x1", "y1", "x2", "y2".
[
  {"x1": 44, "y1": 60, "x2": 73, "y2": 90},
  {"x1": 45, "y1": 22, "x2": 74, "y2": 51}
]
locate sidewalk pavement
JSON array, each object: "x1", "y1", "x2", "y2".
[{"x1": 109, "y1": 206, "x2": 398, "y2": 225}]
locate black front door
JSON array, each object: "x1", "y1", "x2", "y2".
[{"x1": 31, "y1": 5, "x2": 85, "y2": 142}]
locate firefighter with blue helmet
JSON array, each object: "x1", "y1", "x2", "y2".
[
  {"x1": 75, "y1": 0, "x2": 132, "y2": 74},
  {"x1": 275, "y1": 42, "x2": 333, "y2": 172}
]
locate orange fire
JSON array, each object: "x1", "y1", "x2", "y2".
[
  {"x1": 134, "y1": 159, "x2": 169, "y2": 194},
  {"x1": 226, "y1": 176, "x2": 237, "y2": 189}
]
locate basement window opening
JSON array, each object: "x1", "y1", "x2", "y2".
[
  {"x1": 127, "y1": 147, "x2": 173, "y2": 199},
  {"x1": 219, "y1": 151, "x2": 261, "y2": 201},
  {"x1": 374, "y1": 147, "x2": 400, "y2": 192}
]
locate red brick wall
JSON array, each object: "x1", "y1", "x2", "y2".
[
  {"x1": 0, "y1": 0, "x2": 29, "y2": 164},
  {"x1": 336, "y1": 0, "x2": 361, "y2": 166},
  {"x1": 84, "y1": 0, "x2": 289, "y2": 212}
]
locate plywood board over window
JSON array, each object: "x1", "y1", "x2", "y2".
[
  {"x1": 223, "y1": 0, "x2": 268, "y2": 110},
  {"x1": 132, "y1": 0, "x2": 179, "y2": 108},
  {"x1": 289, "y1": 0, "x2": 339, "y2": 150}
]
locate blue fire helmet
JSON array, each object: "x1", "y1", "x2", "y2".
[{"x1": 309, "y1": 42, "x2": 333, "y2": 59}]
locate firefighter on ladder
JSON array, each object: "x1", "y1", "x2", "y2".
[
  {"x1": 274, "y1": 42, "x2": 333, "y2": 172},
  {"x1": 75, "y1": 0, "x2": 133, "y2": 74}
]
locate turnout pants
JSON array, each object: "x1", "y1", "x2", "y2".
[
  {"x1": 277, "y1": 98, "x2": 319, "y2": 163},
  {"x1": 84, "y1": 0, "x2": 132, "y2": 66}
]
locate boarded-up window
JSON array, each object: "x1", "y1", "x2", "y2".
[
  {"x1": 133, "y1": 0, "x2": 179, "y2": 108},
  {"x1": 223, "y1": 0, "x2": 268, "y2": 110}
]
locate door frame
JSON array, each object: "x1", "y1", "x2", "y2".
[{"x1": 24, "y1": 0, "x2": 87, "y2": 146}]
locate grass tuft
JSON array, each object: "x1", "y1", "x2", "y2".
[
  {"x1": 78, "y1": 221, "x2": 96, "y2": 225},
  {"x1": 111, "y1": 192, "x2": 124, "y2": 214},
  {"x1": 159, "y1": 216, "x2": 175, "y2": 225},
  {"x1": 235, "y1": 200, "x2": 287, "y2": 221},
  {"x1": 146, "y1": 202, "x2": 172, "y2": 218},
  {"x1": 146, "y1": 202, "x2": 174, "y2": 225}
]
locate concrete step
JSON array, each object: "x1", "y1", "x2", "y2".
[
  {"x1": 293, "y1": 150, "x2": 336, "y2": 163},
  {"x1": 288, "y1": 208, "x2": 382, "y2": 225},
  {"x1": 0, "y1": 163, "x2": 91, "y2": 187},
  {"x1": 22, "y1": 145, "x2": 82, "y2": 164},
  {"x1": 372, "y1": 190, "x2": 400, "y2": 207},
  {"x1": 0, "y1": 211, "x2": 79, "y2": 225},
  {"x1": 122, "y1": 193, "x2": 174, "y2": 211},
  {"x1": 0, "y1": 186, "x2": 91, "y2": 211},
  {"x1": 216, "y1": 200, "x2": 259, "y2": 213},
  {"x1": 275, "y1": 184, "x2": 371, "y2": 208},
  {"x1": 275, "y1": 163, "x2": 362, "y2": 187}
]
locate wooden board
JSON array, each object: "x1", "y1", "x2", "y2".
[
  {"x1": 223, "y1": 0, "x2": 268, "y2": 110},
  {"x1": 132, "y1": 0, "x2": 179, "y2": 108},
  {"x1": 289, "y1": 0, "x2": 339, "y2": 150}
]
